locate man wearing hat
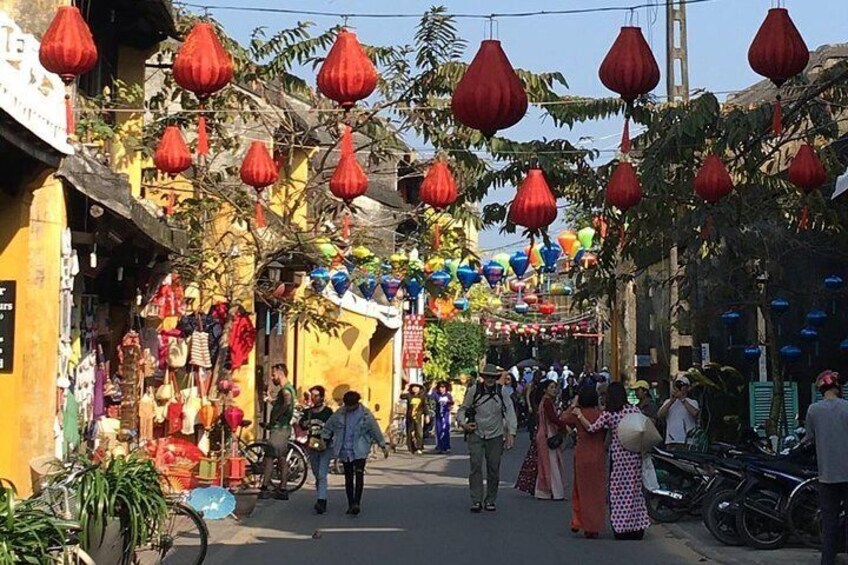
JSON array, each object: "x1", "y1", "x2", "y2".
[
  {"x1": 457, "y1": 364, "x2": 518, "y2": 513},
  {"x1": 658, "y1": 374, "x2": 700, "y2": 446},
  {"x1": 631, "y1": 380, "x2": 658, "y2": 424}
]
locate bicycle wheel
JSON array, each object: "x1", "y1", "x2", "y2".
[
  {"x1": 243, "y1": 442, "x2": 269, "y2": 489},
  {"x1": 787, "y1": 479, "x2": 821, "y2": 549},
  {"x1": 155, "y1": 502, "x2": 209, "y2": 565},
  {"x1": 286, "y1": 445, "x2": 308, "y2": 493},
  {"x1": 703, "y1": 488, "x2": 743, "y2": 546},
  {"x1": 736, "y1": 488, "x2": 788, "y2": 550}
]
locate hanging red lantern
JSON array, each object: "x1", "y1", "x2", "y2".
[
  {"x1": 788, "y1": 144, "x2": 826, "y2": 194},
  {"x1": 317, "y1": 29, "x2": 378, "y2": 110},
  {"x1": 240, "y1": 142, "x2": 279, "y2": 228},
  {"x1": 694, "y1": 154, "x2": 734, "y2": 203},
  {"x1": 223, "y1": 405, "x2": 244, "y2": 432},
  {"x1": 539, "y1": 303, "x2": 555, "y2": 317},
  {"x1": 330, "y1": 126, "x2": 368, "y2": 239},
  {"x1": 172, "y1": 23, "x2": 234, "y2": 155},
  {"x1": 508, "y1": 169, "x2": 557, "y2": 231},
  {"x1": 451, "y1": 40, "x2": 528, "y2": 137},
  {"x1": 38, "y1": 6, "x2": 98, "y2": 135},
  {"x1": 606, "y1": 161, "x2": 643, "y2": 211},
  {"x1": 420, "y1": 160, "x2": 458, "y2": 249},
  {"x1": 598, "y1": 26, "x2": 660, "y2": 154},
  {"x1": 748, "y1": 8, "x2": 809, "y2": 136},
  {"x1": 154, "y1": 126, "x2": 192, "y2": 216}
]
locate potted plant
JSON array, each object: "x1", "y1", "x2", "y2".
[{"x1": 0, "y1": 482, "x2": 73, "y2": 564}]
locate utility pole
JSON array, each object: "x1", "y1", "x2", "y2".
[{"x1": 666, "y1": 1, "x2": 691, "y2": 378}]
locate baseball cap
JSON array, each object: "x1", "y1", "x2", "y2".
[
  {"x1": 630, "y1": 380, "x2": 651, "y2": 391},
  {"x1": 674, "y1": 375, "x2": 691, "y2": 386}
]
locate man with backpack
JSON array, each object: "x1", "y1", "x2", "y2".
[{"x1": 457, "y1": 364, "x2": 518, "y2": 513}]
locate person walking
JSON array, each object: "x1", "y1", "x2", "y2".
[
  {"x1": 572, "y1": 382, "x2": 651, "y2": 540},
  {"x1": 534, "y1": 379, "x2": 568, "y2": 500},
  {"x1": 430, "y1": 381, "x2": 454, "y2": 454},
  {"x1": 323, "y1": 391, "x2": 389, "y2": 515},
  {"x1": 402, "y1": 383, "x2": 428, "y2": 454},
  {"x1": 525, "y1": 369, "x2": 545, "y2": 436},
  {"x1": 632, "y1": 380, "x2": 658, "y2": 424},
  {"x1": 804, "y1": 370, "x2": 848, "y2": 565},
  {"x1": 298, "y1": 385, "x2": 334, "y2": 514},
  {"x1": 260, "y1": 363, "x2": 295, "y2": 500},
  {"x1": 458, "y1": 364, "x2": 518, "y2": 513},
  {"x1": 658, "y1": 374, "x2": 700, "y2": 446},
  {"x1": 561, "y1": 386, "x2": 606, "y2": 538}
]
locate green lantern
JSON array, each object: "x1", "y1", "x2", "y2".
[{"x1": 577, "y1": 227, "x2": 596, "y2": 250}]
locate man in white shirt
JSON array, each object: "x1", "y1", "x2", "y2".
[
  {"x1": 658, "y1": 374, "x2": 700, "y2": 446},
  {"x1": 546, "y1": 365, "x2": 560, "y2": 385}
]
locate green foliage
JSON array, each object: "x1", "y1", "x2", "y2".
[
  {"x1": 424, "y1": 321, "x2": 487, "y2": 383},
  {"x1": 0, "y1": 484, "x2": 71, "y2": 564}
]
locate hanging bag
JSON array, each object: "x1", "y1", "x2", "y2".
[
  {"x1": 189, "y1": 314, "x2": 213, "y2": 368},
  {"x1": 167, "y1": 335, "x2": 188, "y2": 369},
  {"x1": 166, "y1": 371, "x2": 184, "y2": 435}
]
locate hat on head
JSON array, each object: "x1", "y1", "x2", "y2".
[
  {"x1": 630, "y1": 380, "x2": 651, "y2": 391},
  {"x1": 480, "y1": 364, "x2": 503, "y2": 378},
  {"x1": 674, "y1": 375, "x2": 691, "y2": 386}
]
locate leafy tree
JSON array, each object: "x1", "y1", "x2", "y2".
[{"x1": 424, "y1": 321, "x2": 487, "y2": 384}]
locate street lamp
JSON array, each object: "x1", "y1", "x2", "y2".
[{"x1": 267, "y1": 260, "x2": 284, "y2": 283}]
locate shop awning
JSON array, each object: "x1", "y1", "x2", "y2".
[{"x1": 56, "y1": 148, "x2": 188, "y2": 252}]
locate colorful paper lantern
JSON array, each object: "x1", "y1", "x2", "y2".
[
  {"x1": 330, "y1": 125, "x2": 369, "y2": 203},
  {"x1": 420, "y1": 160, "x2": 458, "y2": 211},
  {"x1": 743, "y1": 346, "x2": 762, "y2": 362},
  {"x1": 482, "y1": 261, "x2": 506, "y2": 288},
  {"x1": 509, "y1": 279, "x2": 526, "y2": 294},
  {"x1": 509, "y1": 252, "x2": 530, "y2": 279},
  {"x1": 154, "y1": 126, "x2": 192, "y2": 177},
  {"x1": 825, "y1": 275, "x2": 844, "y2": 291},
  {"x1": 770, "y1": 298, "x2": 790, "y2": 314},
  {"x1": 694, "y1": 155, "x2": 734, "y2": 204},
  {"x1": 788, "y1": 144, "x2": 827, "y2": 194},
  {"x1": 309, "y1": 268, "x2": 330, "y2": 293},
  {"x1": 331, "y1": 270, "x2": 351, "y2": 296},
  {"x1": 539, "y1": 243, "x2": 562, "y2": 273},
  {"x1": 456, "y1": 265, "x2": 480, "y2": 292},
  {"x1": 557, "y1": 231, "x2": 577, "y2": 256},
  {"x1": 428, "y1": 271, "x2": 452, "y2": 296},
  {"x1": 451, "y1": 40, "x2": 528, "y2": 137},
  {"x1": 800, "y1": 327, "x2": 819, "y2": 342},
  {"x1": 198, "y1": 403, "x2": 218, "y2": 430},
  {"x1": 514, "y1": 302, "x2": 529, "y2": 315},
  {"x1": 606, "y1": 161, "x2": 643, "y2": 211},
  {"x1": 404, "y1": 276, "x2": 424, "y2": 300},
  {"x1": 380, "y1": 275, "x2": 401, "y2": 301},
  {"x1": 508, "y1": 169, "x2": 557, "y2": 231},
  {"x1": 539, "y1": 303, "x2": 555, "y2": 317},
  {"x1": 806, "y1": 309, "x2": 827, "y2": 328},
  {"x1": 577, "y1": 227, "x2": 596, "y2": 251},
  {"x1": 779, "y1": 345, "x2": 802, "y2": 363},
  {"x1": 223, "y1": 405, "x2": 244, "y2": 432},
  {"x1": 453, "y1": 297, "x2": 469, "y2": 312},
  {"x1": 317, "y1": 29, "x2": 378, "y2": 110},
  {"x1": 358, "y1": 274, "x2": 378, "y2": 300},
  {"x1": 493, "y1": 253, "x2": 511, "y2": 274},
  {"x1": 240, "y1": 141, "x2": 279, "y2": 227},
  {"x1": 523, "y1": 293, "x2": 539, "y2": 306},
  {"x1": 721, "y1": 310, "x2": 741, "y2": 327}
]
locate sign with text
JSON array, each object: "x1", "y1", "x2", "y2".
[
  {"x1": 402, "y1": 314, "x2": 425, "y2": 369},
  {"x1": 0, "y1": 281, "x2": 15, "y2": 373}
]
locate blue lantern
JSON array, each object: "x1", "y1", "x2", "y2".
[
  {"x1": 540, "y1": 243, "x2": 562, "y2": 273},
  {"x1": 573, "y1": 248, "x2": 586, "y2": 267},
  {"x1": 309, "y1": 267, "x2": 330, "y2": 293},
  {"x1": 806, "y1": 309, "x2": 828, "y2": 328},
  {"x1": 428, "y1": 271, "x2": 451, "y2": 296},
  {"x1": 509, "y1": 251, "x2": 530, "y2": 279},
  {"x1": 800, "y1": 326, "x2": 819, "y2": 342},
  {"x1": 380, "y1": 275, "x2": 401, "y2": 301},
  {"x1": 721, "y1": 310, "x2": 741, "y2": 327},
  {"x1": 453, "y1": 297, "x2": 469, "y2": 312},
  {"x1": 404, "y1": 276, "x2": 424, "y2": 300},
  {"x1": 358, "y1": 274, "x2": 377, "y2": 300},
  {"x1": 331, "y1": 270, "x2": 351, "y2": 296},
  {"x1": 456, "y1": 265, "x2": 480, "y2": 292},
  {"x1": 514, "y1": 301, "x2": 529, "y2": 315},
  {"x1": 779, "y1": 345, "x2": 802, "y2": 363},
  {"x1": 563, "y1": 285, "x2": 574, "y2": 296},
  {"x1": 482, "y1": 261, "x2": 506, "y2": 288},
  {"x1": 743, "y1": 346, "x2": 762, "y2": 362},
  {"x1": 769, "y1": 298, "x2": 789, "y2": 315},
  {"x1": 825, "y1": 275, "x2": 844, "y2": 290},
  {"x1": 840, "y1": 338, "x2": 848, "y2": 354}
]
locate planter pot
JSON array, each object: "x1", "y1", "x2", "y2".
[
  {"x1": 85, "y1": 517, "x2": 124, "y2": 565},
  {"x1": 232, "y1": 489, "x2": 259, "y2": 519}
]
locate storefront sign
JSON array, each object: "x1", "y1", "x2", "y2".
[
  {"x1": 402, "y1": 314, "x2": 425, "y2": 369},
  {"x1": 0, "y1": 281, "x2": 16, "y2": 373}
]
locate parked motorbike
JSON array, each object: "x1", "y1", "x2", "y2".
[{"x1": 646, "y1": 447, "x2": 722, "y2": 523}]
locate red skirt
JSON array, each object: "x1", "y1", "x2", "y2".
[{"x1": 514, "y1": 440, "x2": 538, "y2": 495}]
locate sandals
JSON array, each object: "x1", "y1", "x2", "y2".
[
  {"x1": 484, "y1": 503, "x2": 497, "y2": 512},
  {"x1": 470, "y1": 502, "x2": 483, "y2": 513}
]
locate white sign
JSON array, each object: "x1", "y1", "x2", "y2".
[
  {"x1": 0, "y1": 11, "x2": 73, "y2": 154},
  {"x1": 700, "y1": 343, "x2": 711, "y2": 365}
]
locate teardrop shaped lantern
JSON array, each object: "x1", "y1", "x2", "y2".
[
  {"x1": 358, "y1": 274, "x2": 378, "y2": 300},
  {"x1": 331, "y1": 270, "x2": 352, "y2": 296},
  {"x1": 509, "y1": 251, "x2": 530, "y2": 279},
  {"x1": 508, "y1": 169, "x2": 557, "y2": 231},
  {"x1": 539, "y1": 243, "x2": 562, "y2": 273},
  {"x1": 694, "y1": 155, "x2": 734, "y2": 204},
  {"x1": 39, "y1": 6, "x2": 98, "y2": 135},
  {"x1": 420, "y1": 160, "x2": 459, "y2": 249},
  {"x1": 172, "y1": 23, "x2": 234, "y2": 155},
  {"x1": 748, "y1": 8, "x2": 809, "y2": 136},
  {"x1": 482, "y1": 261, "x2": 506, "y2": 288},
  {"x1": 456, "y1": 265, "x2": 480, "y2": 293},
  {"x1": 317, "y1": 29, "x2": 378, "y2": 110},
  {"x1": 598, "y1": 26, "x2": 660, "y2": 154},
  {"x1": 240, "y1": 142, "x2": 279, "y2": 228},
  {"x1": 310, "y1": 268, "x2": 331, "y2": 294},
  {"x1": 380, "y1": 275, "x2": 402, "y2": 301},
  {"x1": 788, "y1": 144, "x2": 827, "y2": 194},
  {"x1": 451, "y1": 40, "x2": 528, "y2": 137},
  {"x1": 428, "y1": 271, "x2": 452, "y2": 296},
  {"x1": 154, "y1": 126, "x2": 193, "y2": 216},
  {"x1": 606, "y1": 161, "x2": 643, "y2": 212},
  {"x1": 330, "y1": 126, "x2": 368, "y2": 239}
]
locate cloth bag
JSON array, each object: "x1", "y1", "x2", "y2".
[
  {"x1": 167, "y1": 336, "x2": 188, "y2": 369},
  {"x1": 189, "y1": 330, "x2": 212, "y2": 368},
  {"x1": 617, "y1": 412, "x2": 663, "y2": 454}
]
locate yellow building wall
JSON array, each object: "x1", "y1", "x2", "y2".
[
  {"x1": 0, "y1": 172, "x2": 64, "y2": 495},
  {"x1": 113, "y1": 45, "x2": 148, "y2": 198},
  {"x1": 270, "y1": 148, "x2": 310, "y2": 229}
]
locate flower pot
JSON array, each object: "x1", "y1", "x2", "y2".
[
  {"x1": 232, "y1": 488, "x2": 259, "y2": 519},
  {"x1": 85, "y1": 517, "x2": 124, "y2": 565}
]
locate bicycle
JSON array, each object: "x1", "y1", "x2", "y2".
[
  {"x1": 237, "y1": 420, "x2": 308, "y2": 493},
  {"x1": 137, "y1": 494, "x2": 208, "y2": 565},
  {"x1": 388, "y1": 412, "x2": 407, "y2": 452}
]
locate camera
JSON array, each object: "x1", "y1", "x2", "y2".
[
  {"x1": 465, "y1": 406, "x2": 477, "y2": 424},
  {"x1": 674, "y1": 381, "x2": 685, "y2": 390}
]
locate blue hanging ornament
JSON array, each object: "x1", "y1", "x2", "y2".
[
  {"x1": 800, "y1": 326, "x2": 819, "y2": 342},
  {"x1": 456, "y1": 265, "x2": 480, "y2": 292},
  {"x1": 514, "y1": 301, "x2": 529, "y2": 315},
  {"x1": 509, "y1": 251, "x2": 530, "y2": 279},
  {"x1": 806, "y1": 309, "x2": 828, "y2": 328},
  {"x1": 309, "y1": 267, "x2": 330, "y2": 293},
  {"x1": 779, "y1": 345, "x2": 802, "y2": 364},
  {"x1": 825, "y1": 275, "x2": 844, "y2": 290},
  {"x1": 540, "y1": 243, "x2": 562, "y2": 274},
  {"x1": 380, "y1": 275, "x2": 401, "y2": 301},
  {"x1": 404, "y1": 276, "x2": 424, "y2": 300},
  {"x1": 769, "y1": 298, "x2": 789, "y2": 315},
  {"x1": 840, "y1": 338, "x2": 848, "y2": 354},
  {"x1": 428, "y1": 271, "x2": 451, "y2": 296},
  {"x1": 358, "y1": 274, "x2": 377, "y2": 300},
  {"x1": 563, "y1": 285, "x2": 574, "y2": 296},
  {"x1": 721, "y1": 310, "x2": 741, "y2": 327},
  {"x1": 453, "y1": 297, "x2": 469, "y2": 312},
  {"x1": 482, "y1": 261, "x2": 506, "y2": 289},
  {"x1": 743, "y1": 346, "x2": 762, "y2": 362},
  {"x1": 331, "y1": 270, "x2": 351, "y2": 296},
  {"x1": 573, "y1": 248, "x2": 586, "y2": 268},
  {"x1": 380, "y1": 261, "x2": 393, "y2": 274}
]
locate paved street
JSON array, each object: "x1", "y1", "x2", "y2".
[{"x1": 201, "y1": 432, "x2": 788, "y2": 565}]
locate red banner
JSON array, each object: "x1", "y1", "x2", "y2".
[{"x1": 402, "y1": 314, "x2": 425, "y2": 369}]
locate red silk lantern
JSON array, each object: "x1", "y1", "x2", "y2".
[
  {"x1": 223, "y1": 405, "x2": 244, "y2": 432},
  {"x1": 172, "y1": 23, "x2": 234, "y2": 155},
  {"x1": 154, "y1": 126, "x2": 192, "y2": 216},
  {"x1": 317, "y1": 29, "x2": 378, "y2": 110},
  {"x1": 508, "y1": 169, "x2": 557, "y2": 231},
  {"x1": 240, "y1": 142, "x2": 279, "y2": 228},
  {"x1": 606, "y1": 161, "x2": 643, "y2": 212},
  {"x1": 788, "y1": 144, "x2": 826, "y2": 194},
  {"x1": 451, "y1": 40, "x2": 528, "y2": 137},
  {"x1": 599, "y1": 26, "x2": 660, "y2": 154},
  {"x1": 748, "y1": 8, "x2": 809, "y2": 136},
  {"x1": 420, "y1": 160, "x2": 458, "y2": 249},
  {"x1": 39, "y1": 6, "x2": 98, "y2": 135},
  {"x1": 539, "y1": 303, "x2": 555, "y2": 316},
  {"x1": 330, "y1": 126, "x2": 368, "y2": 239},
  {"x1": 694, "y1": 154, "x2": 734, "y2": 203}
]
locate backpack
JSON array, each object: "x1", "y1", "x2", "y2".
[{"x1": 471, "y1": 383, "x2": 507, "y2": 418}]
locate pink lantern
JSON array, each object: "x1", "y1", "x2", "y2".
[
  {"x1": 231, "y1": 384, "x2": 241, "y2": 398},
  {"x1": 217, "y1": 379, "x2": 232, "y2": 392},
  {"x1": 223, "y1": 405, "x2": 244, "y2": 431}
]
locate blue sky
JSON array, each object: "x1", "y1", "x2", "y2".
[{"x1": 198, "y1": 0, "x2": 847, "y2": 251}]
